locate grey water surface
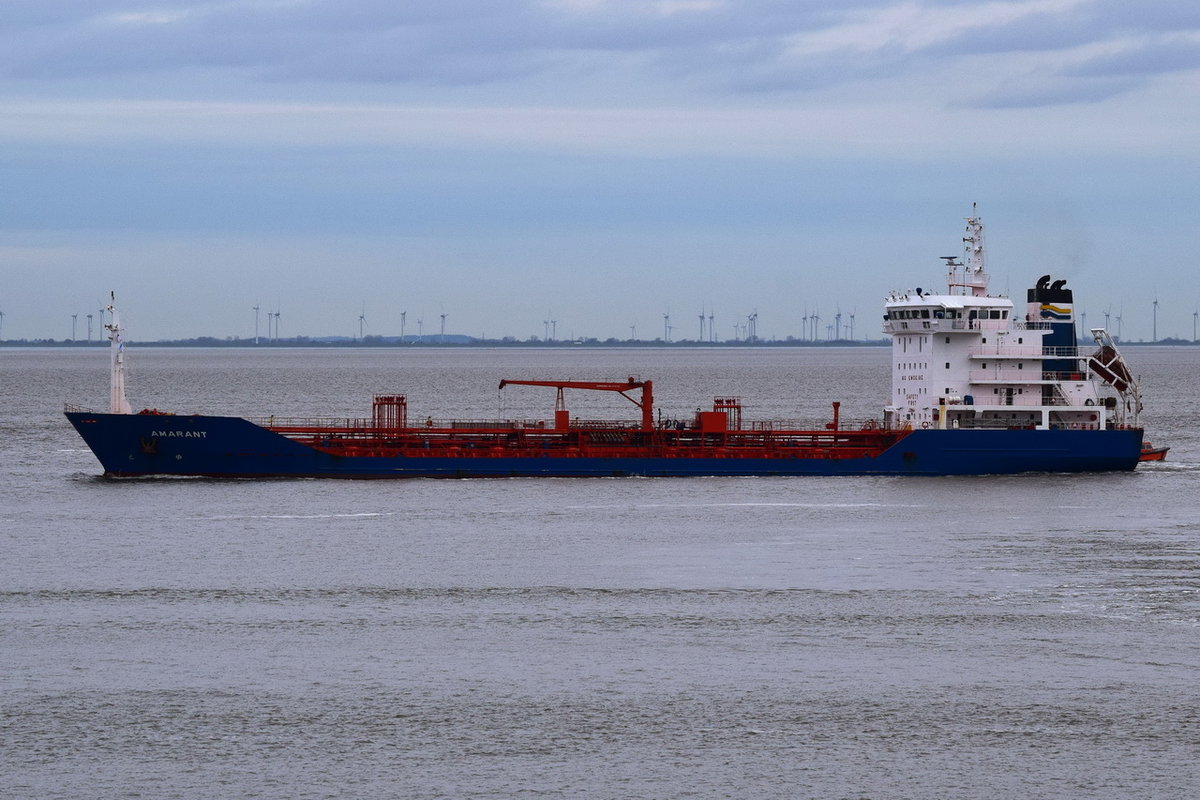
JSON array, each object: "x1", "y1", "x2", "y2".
[{"x1": 3, "y1": 346, "x2": 1199, "y2": 799}]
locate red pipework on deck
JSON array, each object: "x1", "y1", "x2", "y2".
[
  {"x1": 498, "y1": 378, "x2": 655, "y2": 431},
  {"x1": 372, "y1": 395, "x2": 407, "y2": 429}
]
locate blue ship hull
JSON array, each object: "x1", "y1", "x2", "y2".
[{"x1": 65, "y1": 411, "x2": 1145, "y2": 478}]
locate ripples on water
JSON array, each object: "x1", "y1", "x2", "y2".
[{"x1": 3, "y1": 347, "x2": 1199, "y2": 799}]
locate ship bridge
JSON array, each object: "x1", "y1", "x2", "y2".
[{"x1": 883, "y1": 293, "x2": 1013, "y2": 335}]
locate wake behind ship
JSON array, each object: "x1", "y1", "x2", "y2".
[{"x1": 66, "y1": 213, "x2": 1148, "y2": 478}]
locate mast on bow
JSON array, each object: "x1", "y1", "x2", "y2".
[{"x1": 105, "y1": 292, "x2": 132, "y2": 414}]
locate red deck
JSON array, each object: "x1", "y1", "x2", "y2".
[
  {"x1": 265, "y1": 421, "x2": 909, "y2": 462},
  {"x1": 262, "y1": 383, "x2": 908, "y2": 462}
]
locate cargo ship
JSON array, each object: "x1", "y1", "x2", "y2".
[{"x1": 66, "y1": 212, "x2": 1149, "y2": 478}]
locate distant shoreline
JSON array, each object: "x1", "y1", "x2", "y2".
[
  {"x1": 3, "y1": 338, "x2": 1193, "y2": 348},
  {"x1": 0, "y1": 338, "x2": 894, "y2": 348}
]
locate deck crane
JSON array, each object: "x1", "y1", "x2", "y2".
[{"x1": 498, "y1": 378, "x2": 654, "y2": 431}]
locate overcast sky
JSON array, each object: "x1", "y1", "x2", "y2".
[{"x1": 2, "y1": 0, "x2": 1198, "y2": 342}]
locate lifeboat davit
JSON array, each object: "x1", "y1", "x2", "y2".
[{"x1": 1088, "y1": 345, "x2": 1133, "y2": 393}]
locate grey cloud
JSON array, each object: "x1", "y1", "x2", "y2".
[
  {"x1": 0, "y1": 0, "x2": 884, "y2": 86},
  {"x1": 917, "y1": 0, "x2": 1200, "y2": 58},
  {"x1": 966, "y1": 74, "x2": 1144, "y2": 110},
  {"x1": 1066, "y1": 38, "x2": 1200, "y2": 78},
  {"x1": 918, "y1": 0, "x2": 1200, "y2": 109},
  {"x1": 1, "y1": 0, "x2": 1196, "y2": 104}
]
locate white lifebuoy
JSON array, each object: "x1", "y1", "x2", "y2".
[{"x1": 921, "y1": 421, "x2": 930, "y2": 429}]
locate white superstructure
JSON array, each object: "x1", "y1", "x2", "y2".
[{"x1": 882, "y1": 210, "x2": 1141, "y2": 432}]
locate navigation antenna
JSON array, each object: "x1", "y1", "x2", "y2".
[
  {"x1": 105, "y1": 292, "x2": 132, "y2": 414},
  {"x1": 945, "y1": 204, "x2": 990, "y2": 296}
]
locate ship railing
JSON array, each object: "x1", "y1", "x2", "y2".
[
  {"x1": 968, "y1": 345, "x2": 1043, "y2": 357},
  {"x1": 749, "y1": 419, "x2": 897, "y2": 433},
  {"x1": 449, "y1": 419, "x2": 519, "y2": 430},
  {"x1": 967, "y1": 345, "x2": 1087, "y2": 358},
  {"x1": 1012, "y1": 321, "x2": 1053, "y2": 331},
  {"x1": 751, "y1": 419, "x2": 829, "y2": 431},
  {"x1": 967, "y1": 368, "x2": 1094, "y2": 383},
  {"x1": 951, "y1": 418, "x2": 1036, "y2": 430},
  {"x1": 952, "y1": 418, "x2": 1110, "y2": 431},
  {"x1": 64, "y1": 403, "x2": 94, "y2": 413},
  {"x1": 255, "y1": 415, "x2": 576, "y2": 432},
  {"x1": 571, "y1": 419, "x2": 642, "y2": 430},
  {"x1": 1043, "y1": 369, "x2": 1096, "y2": 381},
  {"x1": 255, "y1": 415, "x2": 905, "y2": 437},
  {"x1": 959, "y1": 394, "x2": 1103, "y2": 408},
  {"x1": 441, "y1": 418, "x2": 566, "y2": 430},
  {"x1": 252, "y1": 415, "x2": 364, "y2": 430},
  {"x1": 886, "y1": 318, "x2": 1021, "y2": 334}
]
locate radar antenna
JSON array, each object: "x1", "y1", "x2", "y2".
[{"x1": 946, "y1": 204, "x2": 989, "y2": 296}]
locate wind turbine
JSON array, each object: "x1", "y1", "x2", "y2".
[
  {"x1": 708, "y1": 310, "x2": 714, "y2": 343},
  {"x1": 71, "y1": 314, "x2": 78, "y2": 341},
  {"x1": 253, "y1": 303, "x2": 261, "y2": 344},
  {"x1": 440, "y1": 312, "x2": 447, "y2": 343},
  {"x1": 358, "y1": 303, "x2": 367, "y2": 341},
  {"x1": 663, "y1": 312, "x2": 671, "y2": 343},
  {"x1": 849, "y1": 310, "x2": 856, "y2": 341},
  {"x1": 400, "y1": 311, "x2": 407, "y2": 343},
  {"x1": 87, "y1": 313, "x2": 93, "y2": 342},
  {"x1": 629, "y1": 320, "x2": 637, "y2": 341},
  {"x1": 1152, "y1": 297, "x2": 1159, "y2": 342},
  {"x1": 0, "y1": 307, "x2": 5, "y2": 342}
]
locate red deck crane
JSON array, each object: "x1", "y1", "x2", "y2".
[{"x1": 498, "y1": 378, "x2": 654, "y2": 431}]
